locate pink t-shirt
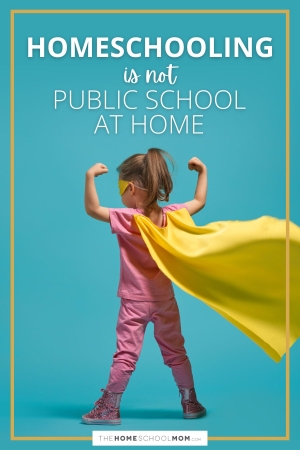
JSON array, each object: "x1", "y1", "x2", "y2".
[{"x1": 109, "y1": 203, "x2": 187, "y2": 301}]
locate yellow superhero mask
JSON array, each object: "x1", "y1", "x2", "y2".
[
  {"x1": 118, "y1": 180, "x2": 130, "y2": 196},
  {"x1": 134, "y1": 208, "x2": 300, "y2": 363},
  {"x1": 118, "y1": 180, "x2": 148, "y2": 196}
]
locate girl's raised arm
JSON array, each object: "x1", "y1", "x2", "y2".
[
  {"x1": 184, "y1": 157, "x2": 208, "y2": 216},
  {"x1": 84, "y1": 163, "x2": 110, "y2": 222}
]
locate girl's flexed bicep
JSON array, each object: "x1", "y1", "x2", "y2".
[
  {"x1": 87, "y1": 206, "x2": 110, "y2": 222},
  {"x1": 85, "y1": 163, "x2": 110, "y2": 223},
  {"x1": 184, "y1": 157, "x2": 208, "y2": 216}
]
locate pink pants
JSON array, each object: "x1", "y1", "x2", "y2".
[{"x1": 106, "y1": 297, "x2": 194, "y2": 393}]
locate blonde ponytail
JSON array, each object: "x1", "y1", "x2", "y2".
[{"x1": 143, "y1": 148, "x2": 174, "y2": 207}]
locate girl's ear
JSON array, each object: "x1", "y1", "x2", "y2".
[{"x1": 128, "y1": 182, "x2": 135, "y2": 195}]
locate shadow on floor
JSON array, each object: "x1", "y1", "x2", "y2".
[{"x1": 20, "y1": 403, "x2": 184, "y2": 420}]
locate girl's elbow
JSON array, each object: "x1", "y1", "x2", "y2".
[
  {"x1": 85, "y1": 205, "x2": 93, "y2": 216},
  {"x1": 196, "y1": 199, "x2": 206, "y2": 211}
]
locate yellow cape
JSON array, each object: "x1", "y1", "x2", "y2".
[{"x1": 134, "y1": 209, "x2": 300, "y2": 363}]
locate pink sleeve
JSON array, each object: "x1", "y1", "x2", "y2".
[{"x1": 109, "y1": 208, "x2": 136, "y2": 234}]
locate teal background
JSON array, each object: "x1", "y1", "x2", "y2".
[{"x1": 1, "y1": 0, "x2": 300, "y2": 449}]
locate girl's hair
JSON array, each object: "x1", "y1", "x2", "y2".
[{"x1": 117, "y1": 148, "x2": 175, "y2": 209}]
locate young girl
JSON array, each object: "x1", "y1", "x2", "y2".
[{"x1": 82, "y1": 148, "x2": 207, "y2": 425}]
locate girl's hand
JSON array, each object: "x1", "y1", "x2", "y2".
[
  {"x1": 87, "y1": 163, "x2": 108, "y2": 177},
  {"x1": 188, "y1": 157, "x2": 206, "y2": 173}
]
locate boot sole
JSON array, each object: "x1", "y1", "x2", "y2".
[
  {"x1": 183, "y1": 408, "x2": 206, "y2": 419},
  {"x1": 82, "y1": 417, "x2": 121, "y2": 425}
]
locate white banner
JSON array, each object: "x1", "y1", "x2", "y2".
[{"x1": 92, "y1": 430, "x2": 208, "y2": 446}]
